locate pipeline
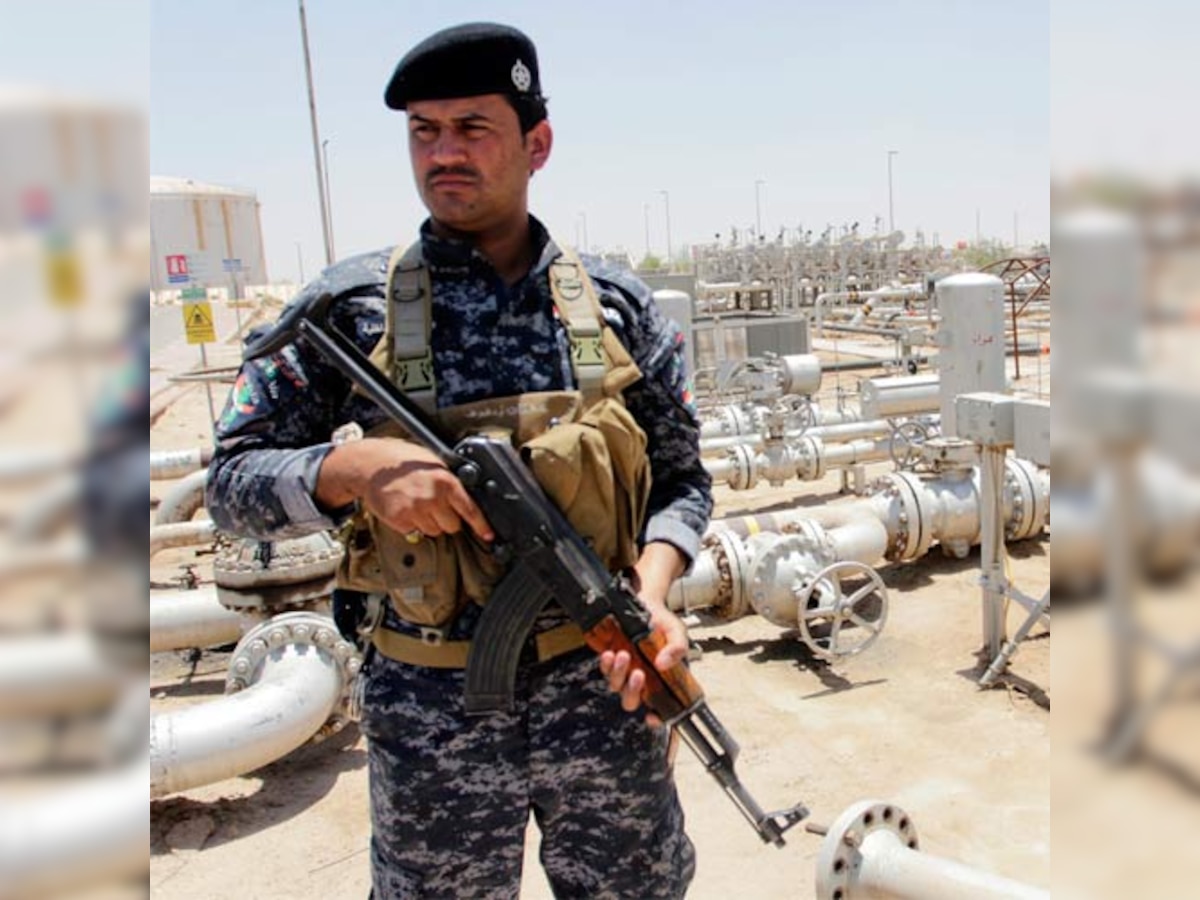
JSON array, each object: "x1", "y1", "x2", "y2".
[
  {"x1": 701, "y1": 417, "x2": 936, "y2": 456},
  {"x1": 149, "y1": 520, "x2": 217, "y2": 558},
  {"x1": 1050, "y1": 453, "x2": 1200, "y2": 588},
  {"x1": 0, "y1": 754, "x2": 149, "y2": 898},
  {"x1": 701, "y1": 374, "x2": 941, "y2": 442},
  {"x1": 9, "y1": 473, "x2": 82, "y2": 541},
  {"x1": 814, "y1": 800, "x2": 1048, "y2": 899},
  {"x1": 150, "y1": 587, "x2": 251, "y2": 653},
  {"x1": 0, "y1": 448, "x2": 77, "y2": 483},
  {"x1": 150, "y1": 447, "x2": 214, "y2": 481},
  {"x1": 0, "y1": 632, "x2": 130, "y2": 718},
  {"x1": 149, "y1": 611, "x2": 360, "y2": 799},
  {"x1": 701, "y1": 402, "x2": 864, "y2": 441},
  {"x1": 154, "y1": 469, "x2": 209, "y2": 525},
  {"x1": 705, "y1": 436, "x2": 895, "y2": 491},
  {"x1": 669, "y1": 454, "x2": 1050, "y2": 658}
]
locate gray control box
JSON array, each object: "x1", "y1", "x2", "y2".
[{"x1": 954, "y1": 392, "x2": 1015, "y2": 446}]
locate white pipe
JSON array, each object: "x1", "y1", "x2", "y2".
[
  {"x1": 820, "y1": 437, "x2": 892, "y2": 470},
  {"x1": 154, "y1": 469, "x2": 209, "y2": 525},
  {"x1": 149, "y1": 641, "x2": 343, "y2": 799},
  {"x1": 848, "y1": 828, "x2": 1045, "y2": 899},
  {"x1": 826, "y1": 515, "x2": 891, "y2": 565},
  {"x1": 150, "y1": 587, "x2": 251, "y2": 653},
  {"x1": 0, "y1": 632, "x2": 129, "y2": 718},
  {"x1": 674, "y1": 461, "x2": 1051, "y2": 621},
  {"x1": 816, "y1": 800, "x2": 1047, "y2": 900},
  {"x1": 0, "y1": 755, "x2": 149, "y2": 898},
  {"x1": 0, "y1": 449, "x2": 77, "y2": 482},
  {"x1": 150, "y1": 447, "x2": 214, "y2": 481},
  {"x1": 149, "y1": 520, "x2": 217, "y2": 558},
  {"x1": 0, "y1": 537, "x2": 88, "y2": 579},
  {"x1": 10, "y1": 473, "x2": 82, "y2": 541},
  {"x1": 701, "y1": 418, "x2": 900, "y2": 455},
  {"x1": 699, "y1": 399, "x2": 866, "y2": 441}
]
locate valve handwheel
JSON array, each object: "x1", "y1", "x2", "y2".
[
  {"x1": 888, "y1": 420, "x2": 933, "y2": 472},
  {"x1": 795, "y1": 561, "x2": 889, "y2": 660}
]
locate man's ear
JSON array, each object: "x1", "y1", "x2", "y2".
[{"x1": 527, "y1": 120, "x2": 553, "y2": 174}]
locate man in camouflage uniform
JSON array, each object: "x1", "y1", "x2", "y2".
[{"x1": 207, "y1": 22, "x2": 712, "y2": 899}]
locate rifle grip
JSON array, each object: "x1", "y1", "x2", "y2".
[{"x1": 584, "y1": 614, "x2": 705, "y2": 722}]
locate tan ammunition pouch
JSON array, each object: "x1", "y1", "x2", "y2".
[{"x1": 337, "y1": 243, "x2": 650, "y2": 630}]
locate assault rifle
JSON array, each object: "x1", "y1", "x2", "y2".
[{"x1": 245, "y1": 291, "x2": 808, "y2": 846}]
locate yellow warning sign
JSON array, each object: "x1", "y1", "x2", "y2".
[
  {"x1": 46, "y1": 247, "x2": 84, "y2": 307},
  {"x1": 183, "y1": 300, "x2": 216, "y2": 344}
]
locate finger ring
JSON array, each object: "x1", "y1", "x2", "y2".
[{"x1": 404, "y1": 531, "x2": 423, "y2": 544}]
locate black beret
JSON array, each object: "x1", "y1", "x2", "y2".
[{"x1": 384, "y1": 22, "x2": 543, "y2": 111}]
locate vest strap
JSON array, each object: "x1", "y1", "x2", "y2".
[
  {"x1": 383, "y1": 240, "x2": 615, "y2": 407},
  {"x1": 385, "y1": 242, "x2": 436, "y2": 406},
  {"x1": 548, "y1": 246, "x2": 608, "y2": 405}
]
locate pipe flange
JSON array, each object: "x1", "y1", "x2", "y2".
[
  {"x1": 726, "y1": 444, "x2": 758, "y2": 491},
  {"x1": 215, "y1": 531, "x2": 345, "y2": 589},
  {"x1": 795, "y1": 561, "x2": 889, "y2": 661},
  {"x1": 715, "y1": 404, "x2": 754, "y2": 438},
  {"x1": 793, "y1": 435, "x2": 824, "y2": 481},
  {"x1": 225, "y1": 611, "x2": 363, "y2": 740},
  {"x1": 703, "y1": 530, "x2": 751, "y2": 620},
  {"x1": 891, "y1": 472, "x2": 933, "y2": 561},
  {"x1": 816, "y1": 800, "x2": 920, "y2": 900},
  {"x1": 1004, "y1": 458, "x2": 1046, "y2": 541},
  {"x1": 215, "y1": 531, "x2": 345, "y2": 612}
]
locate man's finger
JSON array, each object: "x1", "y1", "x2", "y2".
[{"x1": 449, "y1": 487, "x2": 494, "y2": 542}]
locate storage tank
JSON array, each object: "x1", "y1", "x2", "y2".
[
  {"x1": 0, "y1": 86, "x2": 146, "y2": 235},
  {"x1": 150, "y1": 176, "x2": 267, "y2": 294}
]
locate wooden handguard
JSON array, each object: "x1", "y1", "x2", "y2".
[{"x1": 584, "y1": 614, "x2": 705, "y2": 722}]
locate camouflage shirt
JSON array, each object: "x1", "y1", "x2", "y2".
[{"x1": 206, "y1": 217, "x2": 713, "y2": 564}]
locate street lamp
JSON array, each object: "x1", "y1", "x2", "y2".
[
  {"x1": 887, "y1": 150, "x2": 899, "y2": 235},
  {"x1": 322, "y1": 138, "x2": 336, "y2": 261},
  {"x1": 658, "y1": 189, "x2": 672, "y2": 269},
  {"x1": 298, "y1": 0, "x2": 334, "y2": 266},
  {"x1": 643, "y1": 203, "x2": 651, "y2": 259},
  {"x1": 755, "y1": 179, "x2": 766, "y2": 238}
]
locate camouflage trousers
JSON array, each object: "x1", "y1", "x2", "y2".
[{"x1": 358, "y1": 645, "x2": 696, "y2": 899}]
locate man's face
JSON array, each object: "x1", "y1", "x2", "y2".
[{"x1": 406, "y1": 94, "x2": 551, "y2": 233}]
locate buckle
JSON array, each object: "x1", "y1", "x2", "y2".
[{"x1": 417, "y1": 626, "x2": 446, "y2": 647}]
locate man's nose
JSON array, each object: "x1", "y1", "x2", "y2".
[{"x1": 429, "y1": 130, "x2": 469, "y2": 164}]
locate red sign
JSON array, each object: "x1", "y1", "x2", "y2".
[{"x1": 166, "y1": 254, "x2": 190, "y2": 283}]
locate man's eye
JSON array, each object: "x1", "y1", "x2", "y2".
[{"x1": 411, "y1": 126, "x2": 436, "y2": 141}]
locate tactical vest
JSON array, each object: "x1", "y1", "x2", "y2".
[{"x1": 337, "y1": 241, "x2": 652, "y2": 627}]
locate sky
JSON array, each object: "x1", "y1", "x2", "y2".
[
  {"x1": 4, "y1": 1, "x2": 1051, "y2": 285},
  {"x1": 143, "y1": 0, "x2": 1049, "y2": 283}
]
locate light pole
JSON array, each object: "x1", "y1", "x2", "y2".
[
  {"x1": 322, "y1": 138, "x2": 336, "y2": 261},
  {"x1": 643, "y1": 203, "x2": 651, "y2": 259},
  {"x1": 658, "y1": 189, "x2": 672, "y2": 270},
  {"x1": 754, "y1": 179, "x2": 765, "y2": 238},
  {"x1": 296, "y1": 241, "x2": 305, "y2": 283},
  {"x1": 298, "y1": 0, "x2": 334, "y2": 266},
  {"x1": 887, "y1": 150, "x2": 899, "y2": 235}
]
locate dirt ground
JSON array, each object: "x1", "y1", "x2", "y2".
[{"x1": 148, "y1": 313, "x2": 1052, "y2": 899}]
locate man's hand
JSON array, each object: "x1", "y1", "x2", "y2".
[
  {"x1": 316, "y1": 437, "x2": 494, "y2": 541},
  {"x1": 598, "y1": 542, "x2": 690, "y2": 725}
]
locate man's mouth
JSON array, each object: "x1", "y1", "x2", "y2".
[{"x1": 428, "y1": 170, "x2": 477, "y2": 189}]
